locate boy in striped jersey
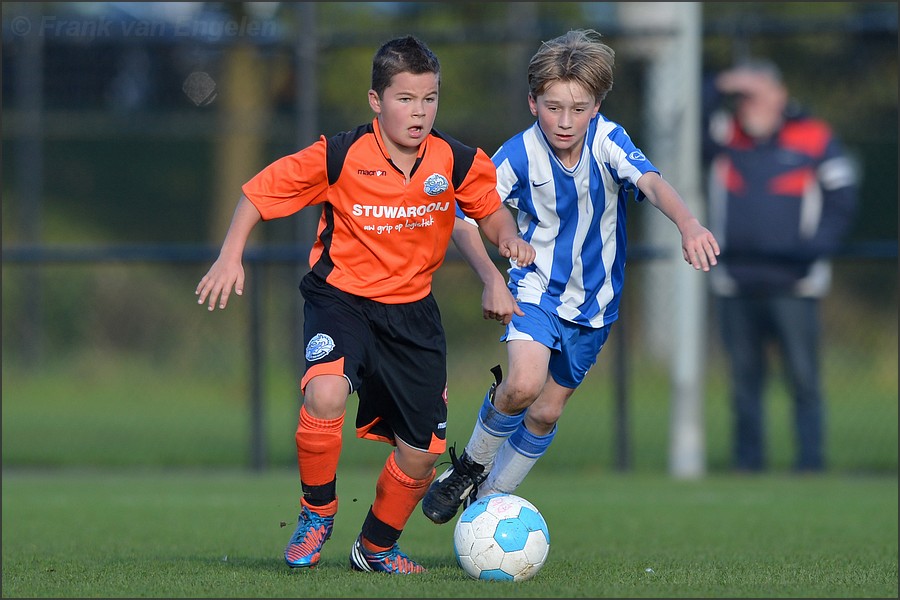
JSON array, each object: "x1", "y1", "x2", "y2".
[{"x1": 423, "y1": 29, "x2": 720, "y2": 524}]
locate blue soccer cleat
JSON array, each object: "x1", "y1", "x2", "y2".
[
  {"x1": 348, "y1": 535, "x2": 425, "y2": 574},
  {"x1": 284, "y1": 506, "x2": 334, "y2": 568}
]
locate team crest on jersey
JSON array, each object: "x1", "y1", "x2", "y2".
[
  {"x1": 305, "y1": 333, "x2": 335, "y2": 361},
  {"x1": 423, "y1": 173, "x2": 449, "y2": 196}
]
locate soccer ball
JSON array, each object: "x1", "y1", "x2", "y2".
[{"x1": 453, "y1": 493, "x2": 550, "y2": 582}]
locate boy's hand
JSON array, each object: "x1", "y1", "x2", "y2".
[
  {"x1": 195, "y1": 259, "x2": 245, "y2": 311},
  {"x1": 481, "y1": 277, "x2": 524, "y2": 325},
  {"x1": 680, "y1": 220, "x2": 720, "y2": 272},
  {"x1": 498, "y1": 237, "x2": 536, "y2": 268}
]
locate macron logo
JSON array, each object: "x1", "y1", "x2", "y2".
[{"x1": 358, "y1": 169, "x2": 387, "y2": 177}]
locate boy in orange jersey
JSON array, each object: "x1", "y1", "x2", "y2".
[{"x1": 195, "y1": 35, "x2": 534, "y2": 574}]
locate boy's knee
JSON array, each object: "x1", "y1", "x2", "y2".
[
  {"x1": 526, "y1": 405, "x2": 562, "y2": 431},
  {"x1": 303, "y1": 375, "x2": 350, "y2": 418},
  {"x1": 393, "y1": 447, "x2": 440, "y2": 481},
  {"x1": 495, "y1": 379, "x2": 541, "y2": 414}
]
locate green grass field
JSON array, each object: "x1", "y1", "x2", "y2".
[
  {"x1": 2, "y1": 468, "x2": 896, "y2": 598},
  {"x1": 2, "y1": 261, "x2": 897, "y2": 597}
]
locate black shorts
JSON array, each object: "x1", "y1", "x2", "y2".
[{"x1": 299, "y1": 272, "x2": 448, "y2": 454}]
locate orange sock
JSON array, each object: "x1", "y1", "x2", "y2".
[
  {"x1": 364, "y1": 453, "x2": 433, "y2": 551},
  {"x1": 301, "y1": 497, "x2": 338, "y2": 516},
  {"x1": 296, "y1": 405, "x2": 343, "y2": 516}
]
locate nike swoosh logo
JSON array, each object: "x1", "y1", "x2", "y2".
[{"x1": 532, "y1": 180, "x2": 551, "y2": 187}]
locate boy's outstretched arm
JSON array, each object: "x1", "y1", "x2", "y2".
[
  {"x1": 637, "y1": 172, "x2": 720, "y2": 272},
  {"x1": 452, "y1": 217, "x2": 522, "y2": 325},
  {"x1": 474, "y1": 206, "x2": 536, "y2": 268},
  {"x1": 195, "y1": 195, "x2": 262, "y2": 311}
]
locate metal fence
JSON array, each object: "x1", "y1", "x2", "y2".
[{"x1": 3, "y1": 2, "x2": 897, "y2": 473}]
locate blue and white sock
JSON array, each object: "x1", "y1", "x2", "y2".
[
  {"x1": 481, "y1": 423, "x2": 557, "y2": 496},
  {"x1": 465, "y1": 385, "x2": 525, "y2": 470}
]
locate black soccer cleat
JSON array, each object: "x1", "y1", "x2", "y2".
[{"x1": 422, "y1": 444, "x2": 487, "y2": 524}]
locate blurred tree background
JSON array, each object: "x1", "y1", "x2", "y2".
[
  {"x1": 3, "y1": 2, "x2": 896, "y2": 246},
  {"x1": 2, "y1": 2, "x2": 896, "y2": 474}
]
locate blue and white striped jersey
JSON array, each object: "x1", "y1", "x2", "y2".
[{"x1": 492, "y1": 113, "x2": 659, "y2": 328}]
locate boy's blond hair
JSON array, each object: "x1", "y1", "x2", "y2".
[{"x1": 527, "y1": 29, "x2": 615, "y2": 103}]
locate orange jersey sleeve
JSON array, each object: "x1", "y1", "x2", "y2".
[
  {"x1": 241, "y1": 137, "x2": 329, "y2": 220},
  {"x1": 451, "y1": 145, "x2": 503, "y2": 221}
]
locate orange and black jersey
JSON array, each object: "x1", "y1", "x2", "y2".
[{"x1": 242, "y1": 118, "x2": 501, "y2": 304}]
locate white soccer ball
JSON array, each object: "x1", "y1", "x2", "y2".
[{"x1": 453, "y1": 493, "x2": 550, "y2": 582}]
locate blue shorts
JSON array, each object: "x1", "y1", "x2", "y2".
[{"x1": 502, "y1": 302, "x2": 611, "y2": 389}]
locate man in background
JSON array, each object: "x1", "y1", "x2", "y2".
[{"x1": 704, "y1": 59, "x2": 859, "y2": 473}]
